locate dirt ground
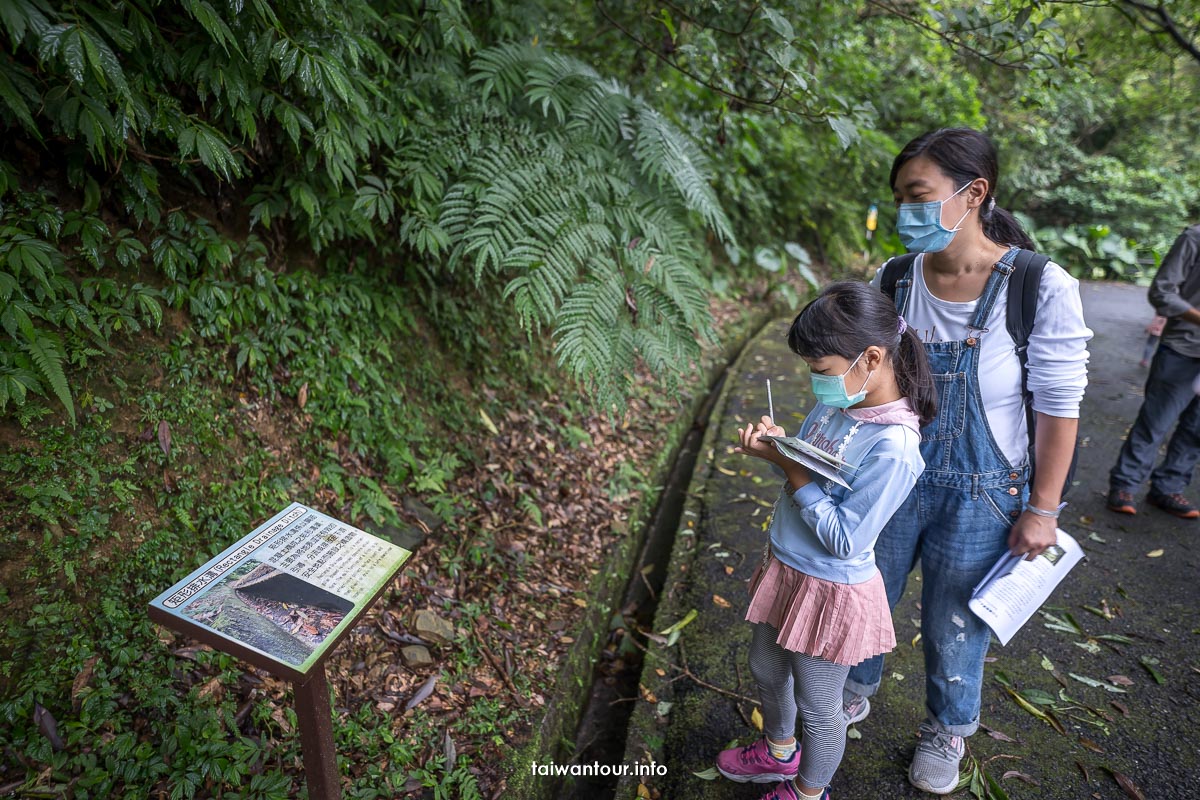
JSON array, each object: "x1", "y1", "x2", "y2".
[{"x1": 616, "y1": 279, "x2": 1200, "y2": 800}]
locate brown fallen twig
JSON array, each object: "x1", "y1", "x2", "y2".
[{"x1": 476, "y1": 634, "x2": 527, "y2": 708}]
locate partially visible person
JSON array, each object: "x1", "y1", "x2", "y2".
[
  {"x1": 1141, "y1": 315, "x2": 1166, "y2": 367},
  {"x1": 1108, "y1": 224, "x2": 1200, "y2": 518}
]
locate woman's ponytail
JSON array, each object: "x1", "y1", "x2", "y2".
[
  {"x1": 982, "y1": 204, "x2": 1034, "y2": 250},
  {"x1": 894, "y1": 327, "x2": 937, "y2": 427}
]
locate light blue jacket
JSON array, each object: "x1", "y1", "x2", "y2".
[{"x1": 767, "y1": 401, "x2": 925, "y2": 585}]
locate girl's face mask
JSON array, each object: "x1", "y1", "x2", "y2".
[
  {"x1": 896, "y1": 181, "x2": 972, "y2": 253},
  {"x1": 810, "y1": 351, "x2": 873, "y2": 408}
]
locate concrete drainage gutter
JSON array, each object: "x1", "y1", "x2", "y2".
[{"x1": 502, "y1": 308, "x2": 774, "y2": 800}]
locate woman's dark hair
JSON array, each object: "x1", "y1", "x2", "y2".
[
  {"x1": 788, "y1": 281, "x2": 937, "y2": 426},
  {"x1": 890, "y1": 127, "x2": 1034, "y2": 251}
]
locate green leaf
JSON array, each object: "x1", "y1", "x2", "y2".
[
  {"x1": 659, "y1": 609, "x2": 698, "y2": 636},
  {"x1": 22, "y1": 327, "x2": 75, "y2": 425},
  {"x1": 755, "y1": 247, "x2": 782, "y2": 273},
  {"x1": 1067, "y1": 672, "x2": 1126, "y2": 693},
  {"x1": 1139, "y1": 655, "x2": 1165, "y2": 685}
]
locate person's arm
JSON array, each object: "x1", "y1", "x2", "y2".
[
  {"x1": 1149, "y1": 229, "x2": 1200, "y2": 321},
  {"x1": 1019, "y1": 264, "x2": 1092, "y2": 558},
  {"x1": 793, "y1": 438, "x2": 919, "y2": 560},
  {"x1": 1009, "y1": 413, "x2": 1076, "y2": 559}
]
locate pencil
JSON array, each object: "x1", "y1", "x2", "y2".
[{"x1": 767, "y1": 379, "x2": 774, "y2": 424}]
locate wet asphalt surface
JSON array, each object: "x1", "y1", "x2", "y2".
[{"x1": 618, "y1": 280, "x2": 1200, "y2": 800}]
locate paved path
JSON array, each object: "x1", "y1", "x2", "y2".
[{"x1": 619, "y1": 280, "x2": 1200, "y2": 800}]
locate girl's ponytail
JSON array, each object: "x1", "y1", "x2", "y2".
[{"x1": 894, "y1": 326, "x2": 937, "y2": 427}]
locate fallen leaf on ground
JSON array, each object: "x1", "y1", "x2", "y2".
[
  {"x1": 158, "y1": 420, "x2": 171, "y2": 457},
  {"x1": 1068, "y1": 672, "x2": 1126, "y2": 693},
  {"x1": 712, "y1": 594, "x2": 731, "y2": 608},
  {"x1": 1139, "y1": 655, "x2": 1166, "y2": 684},
  {"x1": 692, "y1": 768, "x2": 719, "y2": 780},
  {"x1": 1106, "y1": 675, "x2": 1134, "y2": 686},
  {"x1": 750, "y1": 707, "x2": 763, "y2": 731},
  {"x1": 1145, "y1": 549, "x2": 1164, "y2": 558},
  {"x1": 1002, "y1": 771, "x2": 1039, "y2": 786},
  {"x1": 1104, "y1": 768, "x2": 1146, "y2": 800},
  {"x1": 980, "y1": 722, "x2": 1016, "y2": 742},
  {"x1": 404, "y1": 673, "x2": 438, "y2": 711},
  {"x1": 659, "y1": 609, "x2": 697, "y2": 636}
]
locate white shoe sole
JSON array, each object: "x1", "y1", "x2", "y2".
[
  {"x1": 844, "y1": 696, "x2": 871, "y2": 726},
  {"x1": 908, "y1": 772, "x2": 960, "y2": 795},
  {"x1": 716, "y1": 765, "x2": 796, "y2": 783}
]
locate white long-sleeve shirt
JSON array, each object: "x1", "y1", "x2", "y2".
[{"x1": 873, "y1": 256, "x2": 1091, "y2": 467}]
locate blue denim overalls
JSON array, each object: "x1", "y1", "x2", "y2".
[{"x1": 845, "y1": 247, "x2": 1030, "y2": 737}]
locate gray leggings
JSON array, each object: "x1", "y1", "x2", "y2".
[{"x1": 749, "y1": 622, "x2": 850, "y2": 788}]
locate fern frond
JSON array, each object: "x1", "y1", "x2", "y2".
[
  {"x1": 630, "y1": 105, "x2": 735, "y2": 243},
  {"x1": 22, "y1": 326, "x2": 74, "y2": 424}
]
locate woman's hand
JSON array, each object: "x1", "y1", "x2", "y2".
[
  {"x1": 1008, "y1": 510, "x2": 1058, "y2": 560},
  {"x1": 735, "y1": 415, "x2": 785, "y2": 462}
]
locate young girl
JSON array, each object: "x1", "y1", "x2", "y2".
[{"x1": 714, "y1": 281, "x2": 934, "y2": 800}]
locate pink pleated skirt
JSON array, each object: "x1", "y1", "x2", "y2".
[{"x1": 745, "y1": 554, "x2": 896, "y2": 666}]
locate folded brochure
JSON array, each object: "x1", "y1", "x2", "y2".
[
  {"x1": 759, "y1": 434, "x2": 855, "y2": 490},
  {"x1": 968, "y1": 528, "x2": 1084, "y2": 645}
]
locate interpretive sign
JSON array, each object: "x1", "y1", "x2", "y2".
[
  {"x1": 149, "y1": 503, "x2": 412, "y2": 800},
  {"x1": 149, "y1": 502, "x2": 412, "y2": 681}
]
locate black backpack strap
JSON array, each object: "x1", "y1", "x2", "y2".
[
  {"x1": 880, "y1": 253, "x2": 919, "y2": 301},
  {"x1": 1006, "y1": 249, "x2": 1078, "y2": 496},
  {"x1": 1005, "y1": 248, "x2": 1050, "y2": 359}
]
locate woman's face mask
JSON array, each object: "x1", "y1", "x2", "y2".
[
  {"x1": 896, "y1": 182, "x2": 972, "y2": 253},
  {"x1": 810, "y1": 351, "x2": 873, "y2": 408}
]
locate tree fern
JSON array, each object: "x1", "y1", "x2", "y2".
[{"x1": 386, "y1": 44, "x2": 737, "y2": 408}]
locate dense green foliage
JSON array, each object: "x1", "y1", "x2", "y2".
[
  {"x1": 1, "y1": 1, "x2": 1198, "y2": 423},
  {"x1": 2, "y1": 0, "x2": 1199, "y2": 797},
  {"x1": 0, "y1": 0, "x2": 731, "y2": 423}
]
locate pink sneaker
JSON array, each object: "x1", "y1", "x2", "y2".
[{"x1": 715, "y1": 738, "x2": 800, "y2": 783}]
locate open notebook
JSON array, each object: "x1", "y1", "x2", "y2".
[{"x1": 759, "y1": 435, "x2": 857, "y2": 490}]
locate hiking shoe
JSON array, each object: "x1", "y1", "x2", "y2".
[
  {"x1": 1106, "y1": 488, "x2": 1137, "y2": 515},
  {"x1": 716, "y1": 738, "x2": 799, "y2": 783},
  {"x1": 908, "y1": 720, "x2": 965, "y2": 795},
  {"x1": 843, "y1": 693, "x2": 871, "y2": 726},
  {"x1": 755, "y1": 783, "x2": 830, "y2": 800},
  {"x1": 1148, "y1": 492, "x2": 1200, "y2": 519}
]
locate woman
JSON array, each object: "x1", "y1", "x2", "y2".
[{"x1": 842, "y1": 128, "x2": 1091, "y2": 795}]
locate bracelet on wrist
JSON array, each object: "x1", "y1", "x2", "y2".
[{"x1": 1024, "y1": 501, "x2": 1067, "y2": 519}]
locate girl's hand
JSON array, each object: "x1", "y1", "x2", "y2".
[
  {"x1": 735, "y1": 415, "x2": 785, "y2": 461},
  {"x1": 1007, "y1": 510, "x2": 1058, "y2": 560}
]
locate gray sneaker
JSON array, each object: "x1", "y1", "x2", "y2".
[
  {"x1": 843, "y1": 694, "x2": 870, "y2": 726},
  {"x1": 908, "y1": 720, "x2": 965, "y2": 794}
]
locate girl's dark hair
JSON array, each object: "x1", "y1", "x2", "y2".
[
  {"x1": 890, "y1": 127, "x2": 1034, "y2": 251},
  {"x1": 788, "y1": 281, "x2": 937, "y2": 426}
]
